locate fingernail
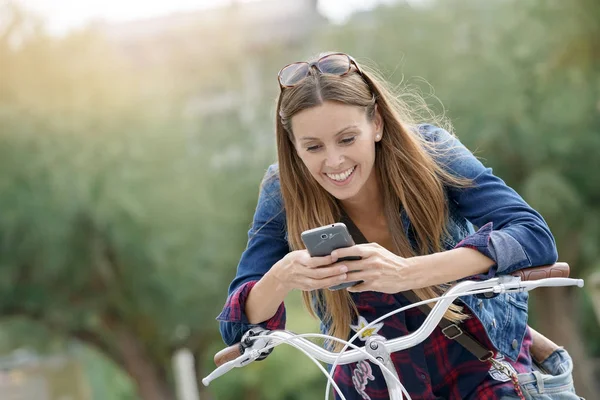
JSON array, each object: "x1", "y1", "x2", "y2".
[
  {"x1": 340, "y1": 266, "x2": 348, "y2": 273},
  {"x1": 340, "y1": 274, "x2": 347, "y2": 280}
]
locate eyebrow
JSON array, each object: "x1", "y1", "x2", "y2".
[{"x1": 299, "y1": 125, "x2": 358, "y2": 141}]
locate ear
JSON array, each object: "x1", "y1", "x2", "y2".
[{"x1": 373, "y1": 104, "x2": 384, "y2": 141}]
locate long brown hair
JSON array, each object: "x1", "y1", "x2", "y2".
[{"x1": 275, "y1": 53, "x2": 470, "y2": 351}]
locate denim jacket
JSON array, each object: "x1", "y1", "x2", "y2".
[{"x1": 218, "y1": 124, "x2": 558, "y2": 361}]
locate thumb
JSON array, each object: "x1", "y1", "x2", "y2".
[{"x1": 346, "y1": 281, "x2": 367, "y2": 293}]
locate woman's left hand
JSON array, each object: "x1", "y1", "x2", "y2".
[{"x1": 330, "y1": 243, "x2": 419, "y2": 293}]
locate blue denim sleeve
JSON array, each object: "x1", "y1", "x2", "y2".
[
  {"x1": 420, "y1": 125, "x2": 558, "y2": 275},
  {"x1": 218, "y1": 163, "x2": 290, "y2": 345}
]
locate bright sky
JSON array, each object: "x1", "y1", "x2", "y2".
[{"x1": 17, "y1": 0, "x2": 401, "y2": 35}]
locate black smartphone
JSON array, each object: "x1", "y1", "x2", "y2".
[{"x1": 301, "y1": 223, "x2": 362, "y2": 291}]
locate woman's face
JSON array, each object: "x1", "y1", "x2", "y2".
[{"x1": 291, "y1": 101, "x2": 383, "y2": 202}]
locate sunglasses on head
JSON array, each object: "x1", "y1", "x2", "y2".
[{"x1": 277, "y1": 53, "x2": 363, "y2": 89}]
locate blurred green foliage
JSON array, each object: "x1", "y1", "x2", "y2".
[{"x1": 0, "y1": 0, "x2": 599, "y2": 399}]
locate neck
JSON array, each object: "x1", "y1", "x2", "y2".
[{"x1": 340, "y1": 168, "x2": 384, "y2": 223}]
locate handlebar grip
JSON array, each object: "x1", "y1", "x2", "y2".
[
  {"x1": 511, "y1": 262, "x2": 570, "y2": 281},
  {"x1": 214, "y1": 343, "x2": 243, "y2": 367}
]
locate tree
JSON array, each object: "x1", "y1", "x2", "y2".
[{"x1": 0, "y1": 3, "x2": 271, "y2": 398}]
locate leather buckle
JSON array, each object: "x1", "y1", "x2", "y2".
[{"x1": 442, "y1": 324, "x2": 463, "y2": 340}]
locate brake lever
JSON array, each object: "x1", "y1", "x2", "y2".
[
  {"x1": 203, "y1": 328, "x2": 274, "y2": 386},
  {"x1": 202, "y1": 350, "x2": 260, "y2": 386},
  {"x1": 241, "y1": 328, "x2": 273, "y2": 361}
]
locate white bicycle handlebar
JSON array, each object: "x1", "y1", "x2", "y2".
[{"x1": 203, "y1": 275, "x2": 584, "y2": 395}]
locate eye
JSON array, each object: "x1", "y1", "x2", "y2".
[
  {"x1": 306, "y1": 144, "x2": 322, "y2": 152},
  {"x1": 340, "y1": 136, "x2": 356, "y2": 145}
]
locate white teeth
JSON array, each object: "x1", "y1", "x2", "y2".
[{"x1": 326, "y1": 166, "x2": 355, "y2": 182}]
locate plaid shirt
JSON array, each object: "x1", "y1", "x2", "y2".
[{"x1": 217, "y1": 227, "x2": 533, "y2": 399}]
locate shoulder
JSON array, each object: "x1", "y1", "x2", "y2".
[
  {"x1": 413, "y1": 124, "x2": 484, "y2": 179},
  {"x1": 413, "y1": 123, "x2": 473, "y2": 157},
  {"x1": 259, "y1": 163, "x2": 284, "y2": 211},
  {"x1": 261, "y1": 163, "x2": 281, "y2": 195},
  {"x1": 414, "y1": 123, "x2": 456, "y2": 145}
]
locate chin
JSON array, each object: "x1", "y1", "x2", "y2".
[{"x1": 325, "y1": 186, "x2": 361, "y2": 201}]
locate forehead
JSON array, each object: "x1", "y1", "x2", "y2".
[{"x1": 291, "y1": 101, "x2": 367, "y2": 140}]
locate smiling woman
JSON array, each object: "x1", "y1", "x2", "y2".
[
  {"x1": 293, "y1": 102, "x2": 380, "y2": 199},
  {"x1": 216, "y1": 52, "x2": 581, "y2": 400}
]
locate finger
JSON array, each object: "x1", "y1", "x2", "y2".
[
  {"x1": 330, "y1": 245, "x2": 367, "y2": 262},
  {"x1": 331, "y1": 259, "x2": 364, "y2": 271},
  {"x1": 306, "y1": 264, "x2": 348, "y2": 279},
  {"x1": 347, "y1": 281, "x2": 369, "y2": 292},
  {"x1": 304, "y1": 254, "x2": 335, "y2": 268},
  {"x1": 315, "y1": 273, "x2": 348, "y2": 290},
  {"x1": 299, "y1": 273, "x2": 346, "y2": 291},
  {"x1": 344, "y1": 270, "x2": 371, "y2": 282}
]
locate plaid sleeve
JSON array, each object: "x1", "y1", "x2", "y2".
[
  {"x1": 216, "y1": 280, "x2": 286, "y2": 331},
  {"x1": 454, "y1": 222, "x2": 499, "y2": 280}
]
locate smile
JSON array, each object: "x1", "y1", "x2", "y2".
[{"x1": 325, "y1": 166, "x2": 356, "y2": 183}]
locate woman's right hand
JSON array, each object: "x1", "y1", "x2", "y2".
[{"x1": 269, "y1": 250, "x2": 348, "y2": 291}]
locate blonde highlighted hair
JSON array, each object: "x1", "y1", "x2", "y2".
[{"x1": 275, "y1": 52, "x2": 470, "y2": 351}]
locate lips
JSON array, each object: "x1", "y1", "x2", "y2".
[
  {"x1": 324, "y1": 165, "x2": 357, "y2": 185},
  {"x1": 325, "y1": 166, "x2": 355, "y2": 181}
]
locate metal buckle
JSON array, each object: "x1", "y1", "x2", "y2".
[
  {"x1": 441, "y1": 324, "x2": 463, "y2": 340},
  {"x1": 479, "y1": 350, "x2": 495, "y2": 362}
]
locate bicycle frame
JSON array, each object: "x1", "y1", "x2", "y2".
[{"x1": 203, "y1": 274, "x2": 584, "y2": 400}]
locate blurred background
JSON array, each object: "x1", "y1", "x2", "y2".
[{"x1": 0, "y1": 0, "x2": 599, "y2": 399}]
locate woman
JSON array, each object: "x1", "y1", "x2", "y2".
[{"x1": 217, "y1": 53, "x2": 580, "y2": 399}]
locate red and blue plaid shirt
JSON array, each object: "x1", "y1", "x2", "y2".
[{"x1": 217, "y1": 224, "x2": 533, "y2": 399}]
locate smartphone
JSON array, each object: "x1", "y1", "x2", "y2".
[{"x1": 301, "y1": 223, "x2": 362, "y2": 291}]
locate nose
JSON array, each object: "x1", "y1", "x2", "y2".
[{"x1": 324, "y1": 147, "x2": 344, "y2": 169}]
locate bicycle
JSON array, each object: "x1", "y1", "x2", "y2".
[{"x1": 203, "y1": 263, "x2": 583, "y2": 400}]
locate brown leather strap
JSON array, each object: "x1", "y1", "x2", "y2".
[
  {"x1": 340, "y1": 213, "x2": 368, "y2": 245},
  {"x1": 402, "y1": 291, "x2": 493, "y2": 361}
]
